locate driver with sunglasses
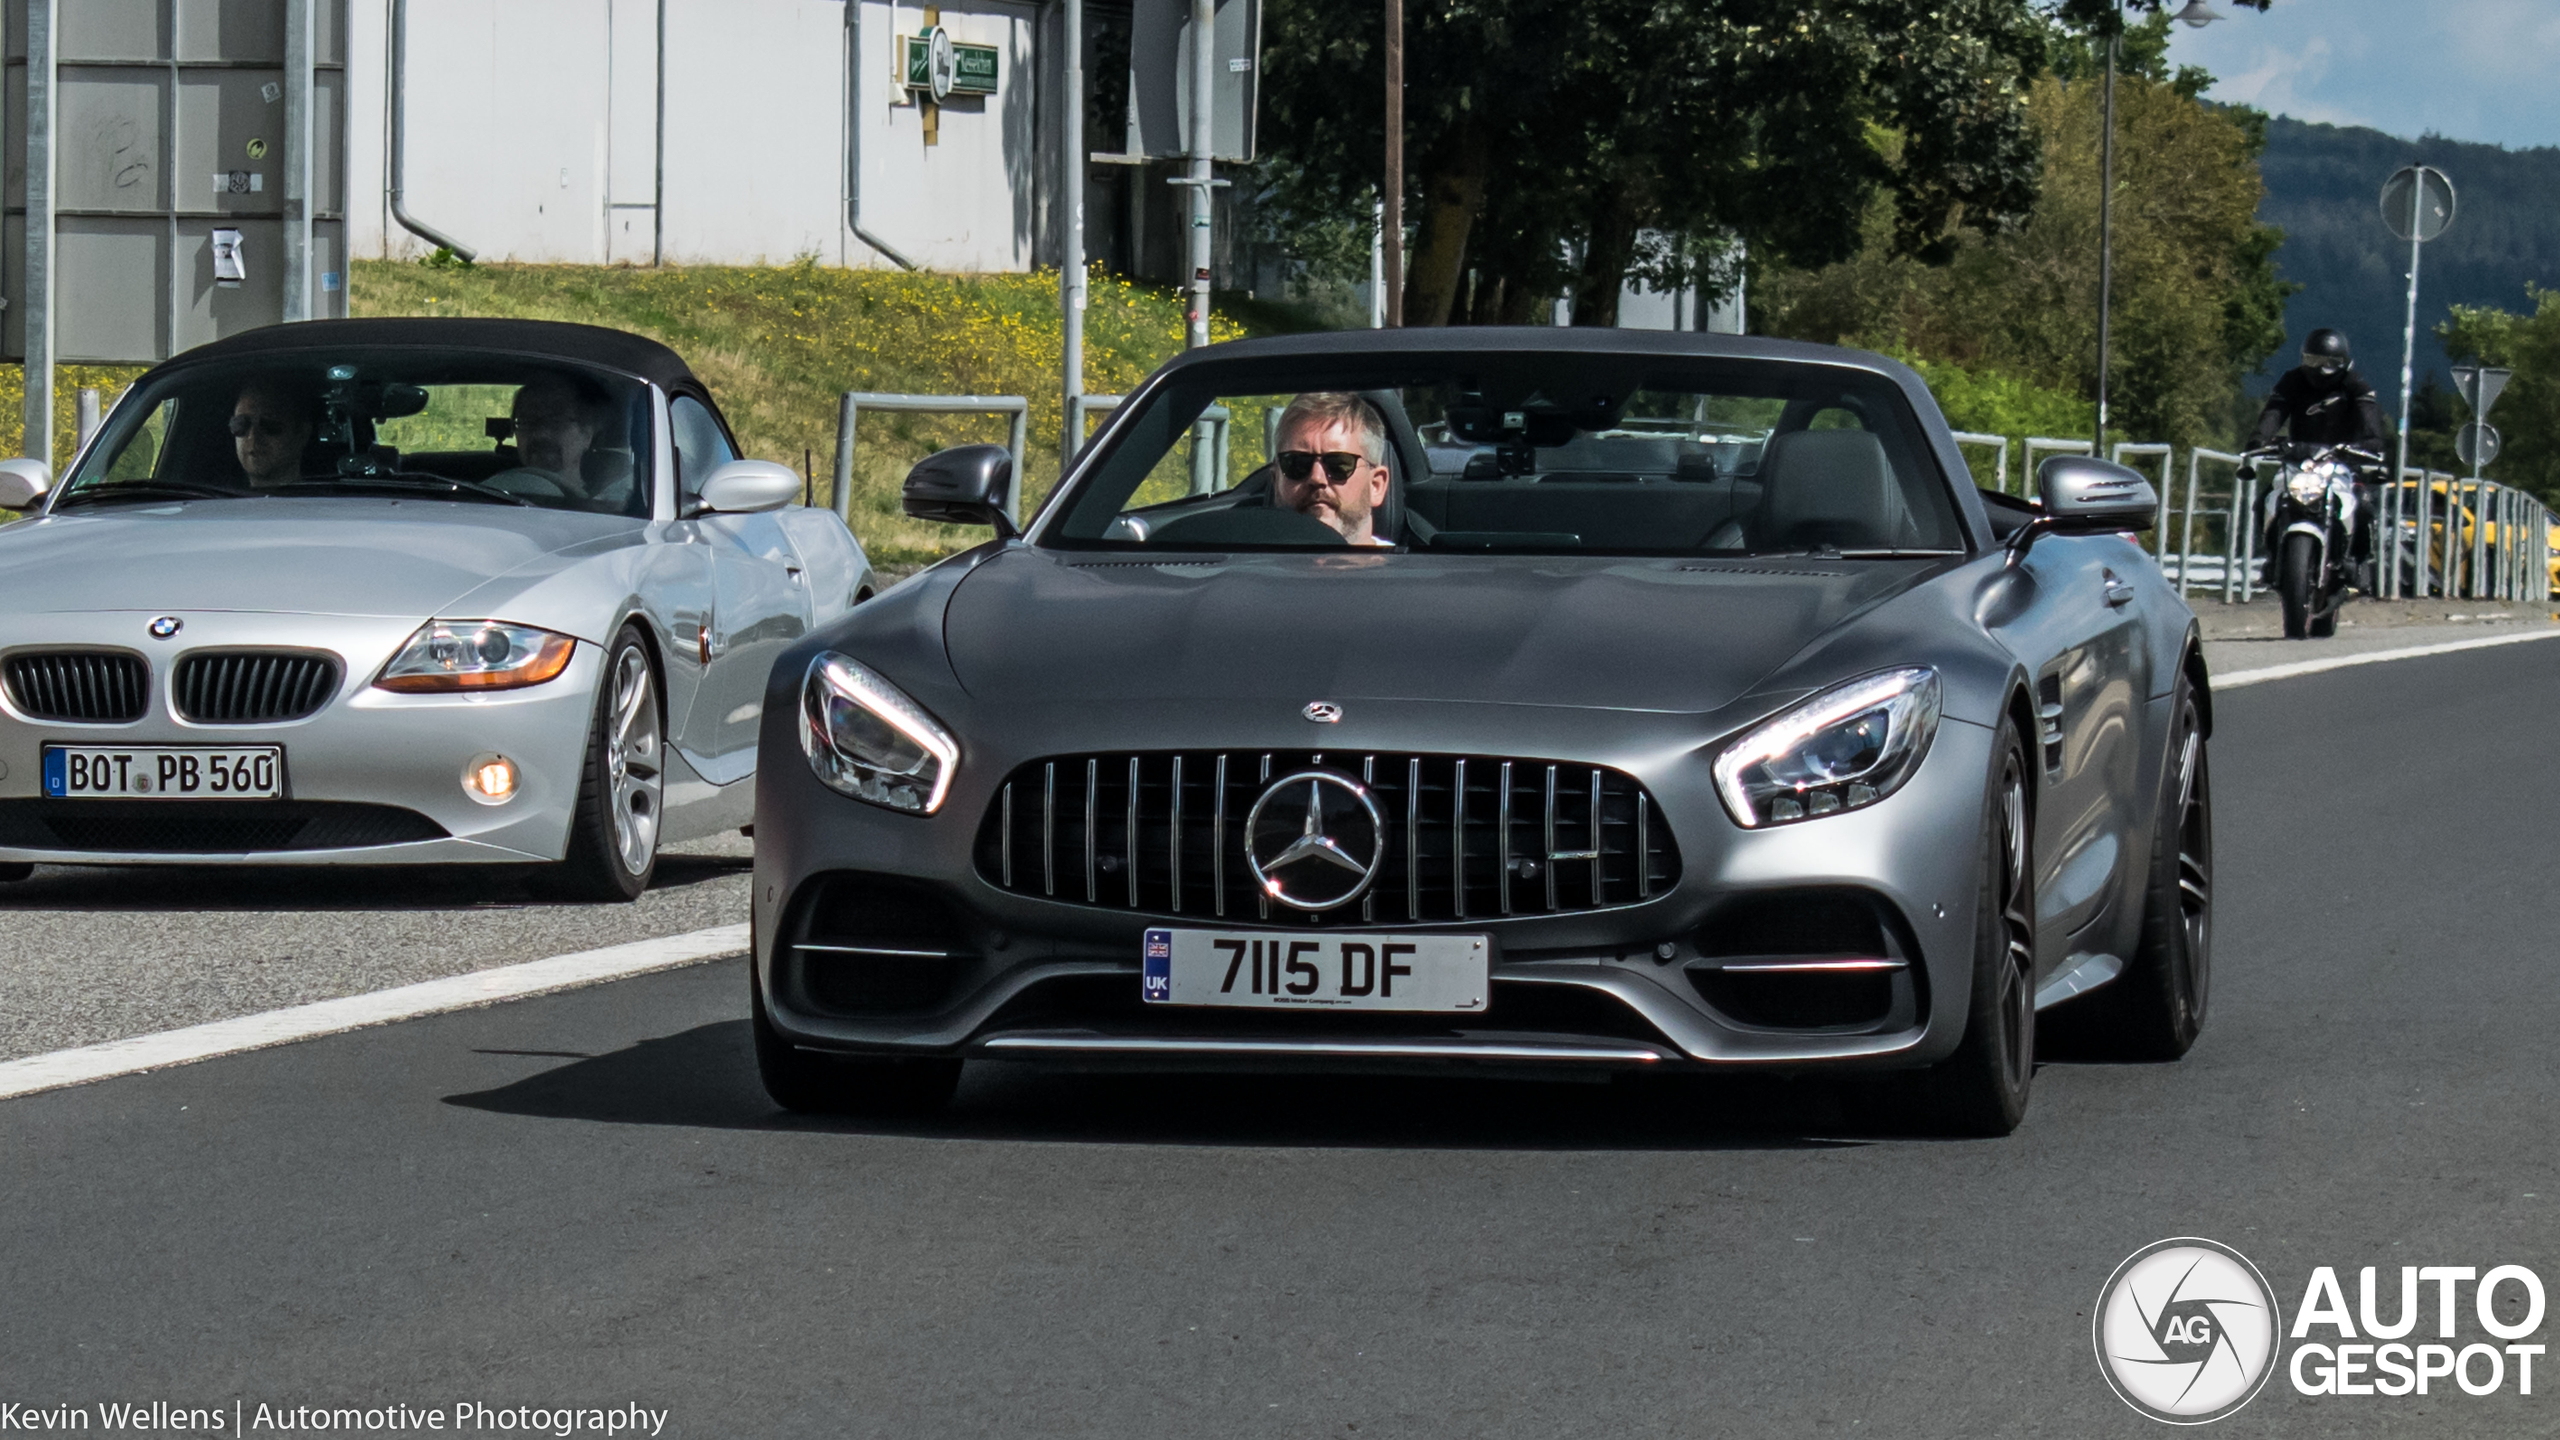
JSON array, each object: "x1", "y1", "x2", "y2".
[
  {"x1": 1271, "y1": 391, "x2": 1394, "y2": 546},
  {"x1": 229, "y1": 379, "x2": 318, "y2": 489}
]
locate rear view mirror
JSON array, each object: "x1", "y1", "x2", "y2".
[
  {"x1": 2036, "y1": 455, "x2": 2158, "y2": 530},
  {"x1": 691, "y1": 459, "x2": 802, "y2": 516},
  {"x1": 0, "y1": 457, "x2": 53, "y2": 511},
  {"x1": 902, "y1": 444, "x2": 1016, "y2": 536}
]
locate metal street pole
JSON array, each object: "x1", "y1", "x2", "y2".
[
  {"x1": 2094, "y1": 17, "x2": 2118, "y2": 450},
  {"x1": 1061, "y1": 0, "x2": 1087, "y2": 462},
  {"x1": 1382, "y1": 0, "x2": 1403, "y2": 326},
  {"x1": 1185, "y1": 0, "x2": 1214, "y2": 351},
  {"x1": 2393, "y1": 180, "x2": 2425, "y2": 596}
]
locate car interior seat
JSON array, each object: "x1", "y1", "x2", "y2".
[{"x1": 1746, "y1": 429, "x2": 1912, "y2": 551}]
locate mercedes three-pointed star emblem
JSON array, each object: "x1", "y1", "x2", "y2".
[{"x1": 1243, "y1": 771, "x2": 1385, "y2": 911}]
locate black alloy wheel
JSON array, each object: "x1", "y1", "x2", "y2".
[
  {"x1": 2074, "y1": 674, "x2": 2212, "y2": 1059},
  {"x1": 1917, "y1": 718, "x2": 2038, "y2": 1136}
]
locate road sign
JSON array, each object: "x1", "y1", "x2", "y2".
[
  {"x1": 2381, "y1": 165, "x2": 2455, "y2": 243},
  {"x1": 2452, "y1": 365, "x2": 2512, "y2": 420},
  {"x1": 903, "y1": 29, "x2": 998, "y2": 99},
  {"x1": 2457, "y1": 422, "x2": 2501, "y2": 468},
  {"x1": 1126, "y1": 0, "x2": 1261, "y2": 162}
]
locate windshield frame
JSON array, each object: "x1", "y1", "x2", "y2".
[
  {"x1": 1026, "y1": 343, "x2": 1981, "y2": 559},
  {"x1": 50, "y1": 345, "x2": 670, "y2": 523}
]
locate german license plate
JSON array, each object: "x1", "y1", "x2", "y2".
[
  {"x1": 42, "y1": 744, "x2": 284, "y2": 800},
  {"x1": 1141, "y1": 927, "x2": 1489, "y2": 1012}
]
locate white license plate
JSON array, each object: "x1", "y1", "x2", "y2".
[
  {"x1": 42, "y1": 744, "x2": 285, "y2": 800},
  {"x1": 1142, "y1": 927, "x2": 1489, "y2": 1012}
]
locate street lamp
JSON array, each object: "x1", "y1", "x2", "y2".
[{"x1": 2172, "y1": 0, "x2": 2221, "y2": 27}]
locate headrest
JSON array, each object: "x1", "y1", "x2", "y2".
[{"x1": 1758, "y1": 430, "x2": 1909, "y2": 549}]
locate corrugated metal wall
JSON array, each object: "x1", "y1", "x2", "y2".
[{"x1": 342, "y1": 0, "x2": 1045, "y2": 271}]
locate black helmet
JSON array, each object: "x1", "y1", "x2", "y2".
[{"x1": 2301, "y1": 328, "x2": 2353, "y2": 374}]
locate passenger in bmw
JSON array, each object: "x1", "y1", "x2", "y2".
[
  {"x1": 229, "y1": 378, "x2": 318, "y2": 489},
  {"x1": 1272, "y1": 392, "x2": 1394, "y2": 546},
  {"x1": 491, "y1": 372, "x2": 628, "y2": 508}
]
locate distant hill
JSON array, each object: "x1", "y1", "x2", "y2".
[{"x1": 2256, "y1": 116, "x2": 2560, "y2": 407}]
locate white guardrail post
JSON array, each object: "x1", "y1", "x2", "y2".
[
  {"x1": 2110, "y1": 441, "x2": 2174, "y2": 560},
  {"x1": 1946, "y1": 431, "x2": 2011, "y2": 495},
  {"x1": 1069, "y1": 395, "x2": 1234, "y2": 495},
  {"x1": 2179, "y1": 448, "x2": 2243, "y2": 601},
  {"x1": 832, "y1": 392, "x2": 1031, "y2": 529}
]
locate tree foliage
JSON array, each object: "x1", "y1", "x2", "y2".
[
  {"x1": 1258, "y1": 0, "x2": 2051, "y2": 327},
  {"x1": 1754, "y1": 17, "x2": 2293, "y2": 450}
]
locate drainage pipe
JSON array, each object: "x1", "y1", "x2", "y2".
[
  {"x1": 388, "y1": 0, "x2": 476, "y2": 260},
  {"x1": 845, "y1": 1, "x2": 918, "y2": 269}
]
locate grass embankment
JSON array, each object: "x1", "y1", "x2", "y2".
[
  {"x1": 2, "y1": 262, "x2": 1276, "y2": 561},
  {"x1": 352, "y1": 261, "x2": 1259, "y2": 563}
]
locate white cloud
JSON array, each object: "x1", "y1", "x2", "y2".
[{"x1": 2167, "y1": 0, "x2": 2560, "y2": 149}]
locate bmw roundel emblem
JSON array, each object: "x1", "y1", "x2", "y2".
[{"x1": 147, "y1": 616, "x2": 183, "y2": 639}]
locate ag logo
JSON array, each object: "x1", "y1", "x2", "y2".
[{"x1": 2095, "y1": 1237, "x2": 2282, "y2": 1424}]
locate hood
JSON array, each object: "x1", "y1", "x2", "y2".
[
  {"x1": 942, "y1": 548, "x2": 1940, "y2": 714},
  {"x1": 0, "y1": 499, "x2": 638, "y2": 618}
]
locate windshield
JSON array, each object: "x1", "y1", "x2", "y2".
[
  {"x1": 57, "y1": 349, "x2": 657, "y2": 518},
  {"x1": 1047, "y1": 356, "x2": 1966, "y2": 556}
]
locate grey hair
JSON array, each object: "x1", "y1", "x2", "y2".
[{"x1": 1275, "y1": 392, "x2": 1387, "y2": 464}]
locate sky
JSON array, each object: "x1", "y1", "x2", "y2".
[{"x1": 2165, "y1": 0, "x2": 2560, "y2": 150}]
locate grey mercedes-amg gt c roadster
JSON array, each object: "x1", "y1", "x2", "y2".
[
  {"x1": 752, "y1": 328, "x2": 2212, "y2": 1133},
  {"x1": 0, "y1": 318, "x2": 871, "y2": 900}
]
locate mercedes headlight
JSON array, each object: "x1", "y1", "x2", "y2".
[
  {"x1": 374, "y1": 620, "x2": 577, "y2": 693},
  {"x1": 800, "y1": 652, "x2": 959, "y2": 814},
  {"x1": 1713, "y1": 668, "x2": 1941, "y2": 827}
]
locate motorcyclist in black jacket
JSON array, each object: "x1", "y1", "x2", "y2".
[{"x1": 2250, "y1": 328, "x2": 2388, "y2": 587}]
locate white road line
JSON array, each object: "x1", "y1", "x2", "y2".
[
  {"x1": 0, "y1": 923, "x2": 749, "y2": 1103},
  {"x1": 2216, "y1": 627, "x2": 2560, "y2": 690}
]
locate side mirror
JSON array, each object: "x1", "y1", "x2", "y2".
[
  {"x1": 692, "y1": 458, "x2": 802, "y2": 516},
  {"x1": 0, "y1": 458, "x2": 53, "y2": 511},
  {"x1": 2035, "y1": 455, "x2": 2157, "y2": 529},
  {"x1": 2010, "y1": 455, "x2": 2156, "y2": 561},
  {"x1": 902, "y1": 444, "x2": 1017, "y2": 536}
]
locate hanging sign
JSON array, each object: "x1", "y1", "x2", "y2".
[{"x1": 903, "y1": 27, "x2": 999, "y2": 99}]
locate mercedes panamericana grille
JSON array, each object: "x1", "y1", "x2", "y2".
[
  {"x1": 751, "y1": 329, "x2": 2214, "y2": 1132},
  {"x1": 0, "y1": 318, "x2": 872, "y2": 900}
]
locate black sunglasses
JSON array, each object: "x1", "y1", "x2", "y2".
[
  {"x1": 227, "y1": 414, "x2": 296, "y2": 439},
  {"x1": 1276, "y1": 450, "x2": 1366, "y2": 484}
]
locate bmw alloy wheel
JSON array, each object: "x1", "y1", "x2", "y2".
[{"x1": 606, "y1": 644, "x2": 663, "y2": 876}]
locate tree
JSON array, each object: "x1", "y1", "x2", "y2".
[
  {"x1": 1258, "y1": 0, "x2": 2051, "y2": 327},
  {"x1": 1753, "y1": 15, "x2": 2293, "y2": 450}
]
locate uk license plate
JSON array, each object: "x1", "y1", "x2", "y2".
[
  {"x1": 42, "y1": 744, "x2": 285, "y2": 800},
  {"x1": 1141, "y1": 927, "x2": 1489, "y2": 1012}
]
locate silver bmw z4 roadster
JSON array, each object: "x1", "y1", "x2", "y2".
[
  {"x1": 751, "y1": 329, "x2": 2211, "y2": 1133},
  {"x1": 0, "y1": 318, "x2": 871, "y2": 900}
]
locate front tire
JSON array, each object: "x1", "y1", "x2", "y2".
[
  {"x1": 548, "y1": 624, "x2": 664, "y2": 902},
  {"x1": 2278, "y1": 532, "x2": 2318, "y2": 639},
  {"x1": 2095, "y1": 673, "x2": 2213, "y2": 1058},
  {"x1": 1916, "y1": 717, "x2": 2038, "y2": 1136}
]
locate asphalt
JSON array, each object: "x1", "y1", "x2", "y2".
[{"x1": 6, "y1": 645, "x2": 2560, "y2": 1436}]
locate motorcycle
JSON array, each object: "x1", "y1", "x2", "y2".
[{"x1": 2243, "y1": 442, "x2": 2377, "y2": 640}]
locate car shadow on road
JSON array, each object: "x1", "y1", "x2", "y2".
[
  {"x1": 0, "y1": 851, "x2": 749, "y2": 912},
  {"x1": 443, "y1": 1019, "x2": 1905, "y2": 1152}
]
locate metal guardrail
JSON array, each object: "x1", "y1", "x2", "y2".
[
  {"x1": 831, "y1": 391, "x2": 1029, "y2": 527},
  {"x1": 1071, "y1": 394, "x2": 1234, "y2": 496},
  {"x1": 1948, "y1": 431, "x2": 2010, "y2": 494}
]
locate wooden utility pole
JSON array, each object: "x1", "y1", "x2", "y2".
[{"x1": 1383, "y1": 0, "x2": 1403, "y2": 325}]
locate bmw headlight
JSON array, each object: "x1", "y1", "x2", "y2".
[
  {"x1": 1712, "y1": 667, "x2": 1941, "y2": 827},
  {"x1": 799, "y1": 652, "x2": 959, "y2": 814},
  {"x1": 374, "y1": 620, "x2": 577, "y2": 693}
]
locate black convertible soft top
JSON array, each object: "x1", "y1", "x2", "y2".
[{"x1": 162, "y1": 317, "x2": 700, "y2": 389}]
